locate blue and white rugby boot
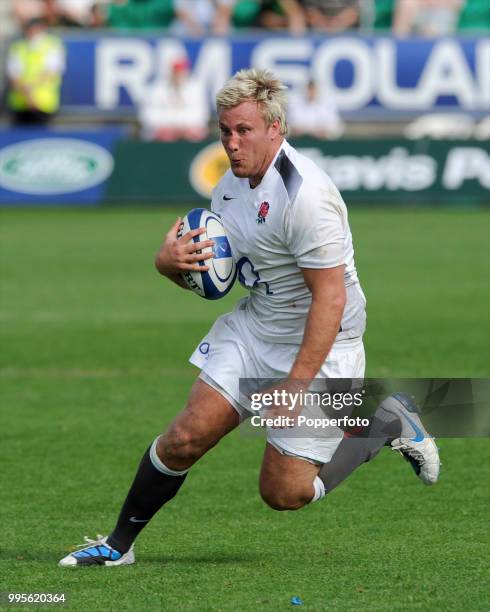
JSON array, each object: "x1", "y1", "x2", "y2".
[
  {"x1": 379, "y1": 393, "x2": 441, "y2": 485},
  {"x1": 59, "y1": 535, "x2": 134, "y2": 567}
]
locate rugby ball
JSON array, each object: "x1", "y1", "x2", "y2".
[{"x1": 178, "y1": 208, "x2": 236, "y2": 300}]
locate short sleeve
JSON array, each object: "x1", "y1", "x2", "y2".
[{"x1": 285, "y1": 185, "x2": 346, "y2": 269}]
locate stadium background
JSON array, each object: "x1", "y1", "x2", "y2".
[{"x1": 1, "y1": 1, "x2": 489, "y2": 610}]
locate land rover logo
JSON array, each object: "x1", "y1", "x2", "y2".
[
  {"x1": 0, "y1": 138, "x2": 114, "y2": 195},
  {"x1": 189, "y1": 141, "x2": 230, "y2": 198}
]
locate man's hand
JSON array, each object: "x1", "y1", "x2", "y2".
[
  {"x1": 154, "y1": 217, "x2": 215, "y2": 278},
  {"x1": 256, "y1": 379, "x2": 307, "y2": 429}
]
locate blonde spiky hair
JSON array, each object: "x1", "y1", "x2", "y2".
[{"x1": 216, "y1": 68, "x2": 288, "y2": 135}]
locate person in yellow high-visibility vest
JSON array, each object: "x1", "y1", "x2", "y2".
[{"x1": 7, "y1": 18, "x2": 65, "y2": 124}]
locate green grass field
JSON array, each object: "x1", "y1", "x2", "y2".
[{"x1": 1, "y1": 208, "x2": 489, "y2": 611}]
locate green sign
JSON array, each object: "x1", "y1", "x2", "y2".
[{"x1": 106, "y1": 138, "x2": 490, "y2": 205}]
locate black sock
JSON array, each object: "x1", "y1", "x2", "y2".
[
  {"x1": 107, "y1": 445, "x2": 187, "y2": 554},
  {"x1": 319, "y1": 409, "x2": 401, "y2": 494}
]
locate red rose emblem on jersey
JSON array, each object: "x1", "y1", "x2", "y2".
[{"x1": 257, "y1": 202, "x2": 270, "y2": 224}]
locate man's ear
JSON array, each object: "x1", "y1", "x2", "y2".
[{"x1": 270, "y1": 118, "x2": 281, "y2": 141}]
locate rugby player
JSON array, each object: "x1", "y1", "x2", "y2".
[{"x1": 59, "y1": 69, "x2": 440, "y2": 567}]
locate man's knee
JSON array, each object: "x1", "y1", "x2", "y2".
[
  {"x1": 157, "y1": 424, "x2": 205, "y2": 469},
  {"x1": 259, "y1": 482, "x2": 312, "y2": 511},
  {"x1": 155, "y1": 378, "x2": 239, "y2": 471}
]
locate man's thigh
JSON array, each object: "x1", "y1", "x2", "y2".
[
  {"x1": 259, "y1": 443, "x2": 320, "y2": 510},
  {"x1": 157, "y1": 378, "x2": 240, "y2": 469}
]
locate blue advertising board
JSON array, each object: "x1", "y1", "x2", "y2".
[
  {"x1": 59, "y1": 34, "x2": 489, "y2": 117},
  {"x1": 0, "y1": 127, "x2": 125, "y2": 205}
]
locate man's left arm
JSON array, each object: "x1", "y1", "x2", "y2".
[{"x1": 288, "y1": 265, "x2": 346, "y2": 383}]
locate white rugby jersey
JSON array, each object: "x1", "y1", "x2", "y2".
[{"x1": 211, "y1": 140, "x2": 366, "y2": 344}]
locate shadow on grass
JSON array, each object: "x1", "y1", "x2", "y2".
[
  {"x1": 0, "y1": 549, "x2": 260, "y2": 566},
  {"x1": 140, "y1": 552, "x2": 260, "y2": 565}
]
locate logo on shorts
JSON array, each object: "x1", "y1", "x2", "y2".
[
  {"x1": 199, "y1": 342, "x2": 210, "y2": 355},
  {"x1": 257, "y1": 202, "x2": 270, "y2": 224}
]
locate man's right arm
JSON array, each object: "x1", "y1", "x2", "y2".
[{"x1": 154, "y1": 216, "x2": 214, "y2": 288}]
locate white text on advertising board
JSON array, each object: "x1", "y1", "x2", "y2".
[{"x1": 95, "y1": 37, "x2": 489, "y2": 112}]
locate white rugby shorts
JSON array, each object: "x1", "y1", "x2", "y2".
[{"x1": 189, "y1": 300, "x2": 365, "y2": 464}]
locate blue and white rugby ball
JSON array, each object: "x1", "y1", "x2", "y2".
[{"x1": 178, "y1": 208, "x2": 236, "y2": 300}]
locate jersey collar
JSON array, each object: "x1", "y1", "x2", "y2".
[{"x1": 240, "y1": 139, "x2": 289, "y2": 194}]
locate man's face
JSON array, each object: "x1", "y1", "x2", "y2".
[{"x1": 218, "y1": 100, "x2": 282, "y2": 186}]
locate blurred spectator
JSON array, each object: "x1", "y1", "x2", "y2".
[
  {"x1": 372, "y1": 0, "x2": 395, "y2": 29},
  {"x1": 393, "y1": 0, "x2": 463, "y2": 36},
  {"x1": 138, "y1": 57, "x2": 210, "y2": 142},
  {"x1": 288, "y1": 80, "x2": 344, "y2": 139},
  {"x1": 303, "y1": 0, "x2": 361, "y2": 31},
  {"x1": 458, "y1": 0, "x2": 490, "y2": 31},
  {"x1": 105, "y1": 0, "x2": 174, "y2": 30},
  {"x1": 258, "y1": 0, "x2": 307, "y2": 33},
  {"x1": 171, "y1": 0, "x2": 306, "y2": 35},
  {"x1": 53, "y1": 0, "x2": 110, "y2": 26},
  {"x1": 12, "y1": 0, "x2": 58, "y2": 27},
  {"x1": 231, "y1": 0, "x2": 262, "y2": 27},
  {"x1": 6, "y1": 18, "x2": 65, "y2": 124},
  {"x1": 172, "y1": 0, "x2": 235, "y2": 36}
]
